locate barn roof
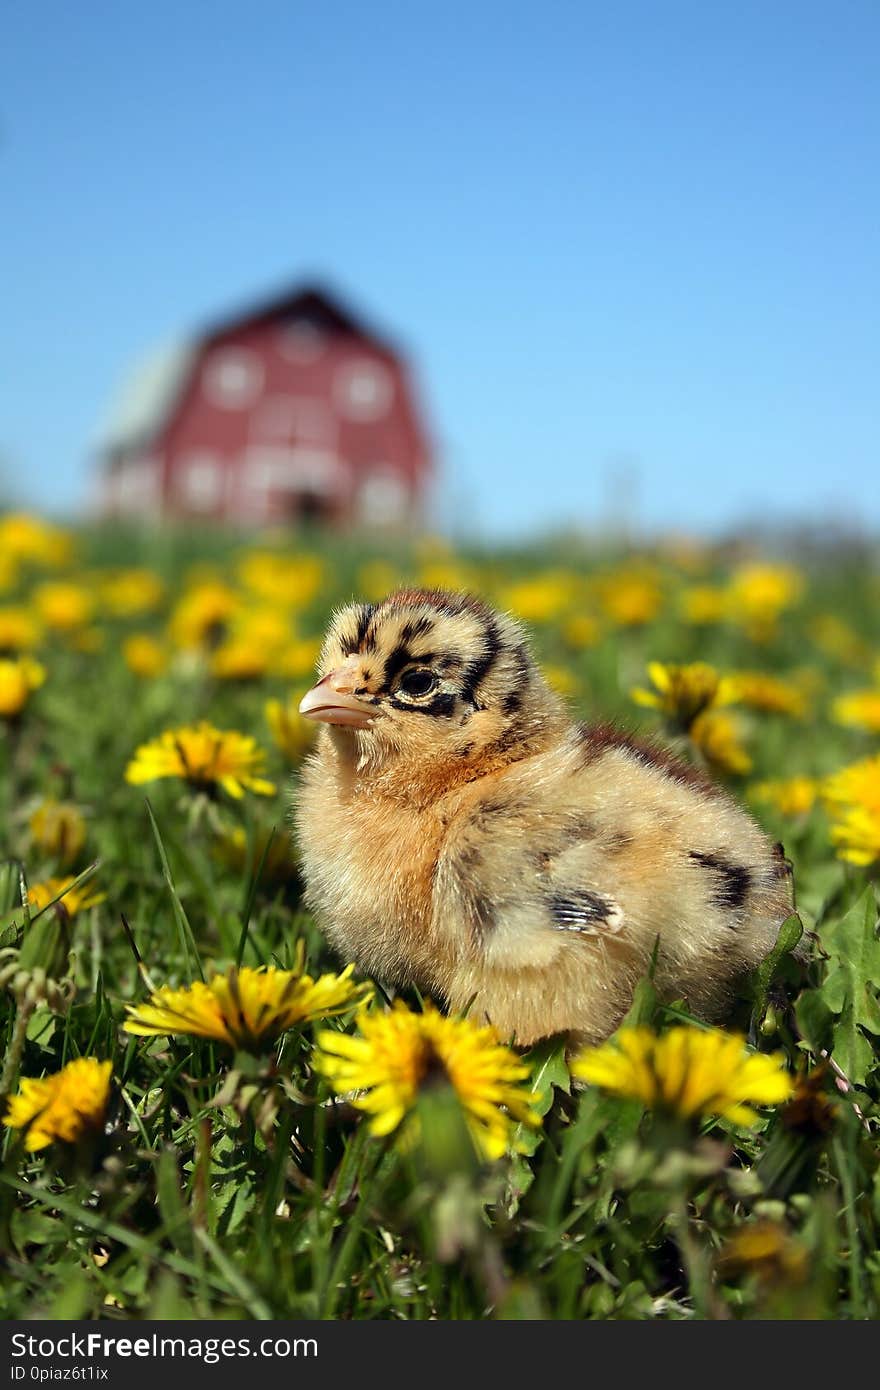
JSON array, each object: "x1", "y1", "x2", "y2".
[
  {"x1": 94, "y1": 340, "x2": 198, "y2": 455},
  {"x1": 96, "y1": 284, "x2": 399, "y2": 457},
  {"x1": 203, "y1": 283, "x2": 397, "y2": 354}
]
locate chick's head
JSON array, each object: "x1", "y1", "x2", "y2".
[{"x1": 300, "y1": 590, "x2": 566, "y2": 776}]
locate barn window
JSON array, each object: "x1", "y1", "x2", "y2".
[
  {"x1": 334, "y1": 360, "x2": 394, "y2": 422},
  {"x1": 358, "y1": 470, "x2": 408, "y2": 525},
  {"x1": 202, "y1": 349, "x2": 264, "y2": 409},
  {"x1": 177, "y1": 454, "x2": 223, "y2": 511}
]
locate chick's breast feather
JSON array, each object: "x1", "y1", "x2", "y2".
[{"x1": 294, "y1": 589, "x2": 793, "y2": 1045}]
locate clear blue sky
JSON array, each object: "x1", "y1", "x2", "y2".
[{"x1": 2, "y1": 2, "x2": 878, "y2": 538}]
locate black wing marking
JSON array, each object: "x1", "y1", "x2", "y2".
[
  {"x1": 549, "y1": 889, "x2": 624, "y2": 935},
  {"x1": 688, "y1": 850, "x2": 751, "y2": 913}
]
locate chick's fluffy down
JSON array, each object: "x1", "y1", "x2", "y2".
[{"x1": 295, "y1": 589, "x2": 793, "y2": 1045}]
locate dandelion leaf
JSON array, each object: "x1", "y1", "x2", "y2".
[{"x1": 819, "y1": 886, "x2": 880, "y2": 1086}]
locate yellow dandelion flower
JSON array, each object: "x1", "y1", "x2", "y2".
[
  {"x1": 721, "y1": 671, "x2": 807, "y2": 718},
  {"x1": 28, "y1": 875, "x2": 105, "y2": 918},
  {"x1": 313, "y1": 1002, "x2": 542, "y2": 1161},
  {"x1": 827, "y1": 804, "x2": 880, "y2": 867},
  {"x1": 125, "y1": 955, "x2": 370, "y2": 1052},
  {"x1": 597, "y1": 572, "x2": 663, "y2": 627},
  {"x1": 690, "y1": 709, "x2": 752, "y2": 776},
  {"x1": 125, "y1": 722, "x2": 276, "y2": 799},
  {"x1": 542, "y1": 663, "x2": 580, "y2": 697},
  {"x1": 211, "y1": 606, "x2": 293, "y2": 680},
  {"x1": 831, "y1": 689, "x2": 880, "y2": 735},
  {"x1": 717, "y1": 1221, "x2": 808, "y2": 1285},
  {"x1": 98, "y1": 568, "x2": 164, "y2": 617},
  {"x1": 823, "y1": 755, "x2": 880, "y2": 814},
  {"x1": 0, "y1": 656, "x2": 46, "y2": 718},
  {"x1": 30, "y1": 801, "x2": 88, "y2": 866},
  {"x1": 275, "y1": 635, "x2": 323, "y2": 680},
  {"x1": 237, "y1": 551, "x2": 323, "y2": 608},
  {"x1": 726, "y1": 563, "x2": 804, "y2": 639},
  {"x1": 497, "y1": 572, "x2": 578, "y2": 623},
  {"x1": 169, "y1": 581, "x2": 240, "y2": 651},
  {"x1": 750, "y1": 776, "x2": 818, "y2": 818},
  {"x1": 680, "y1": 585, "x2": 727, "y2": 625},
  {"x1": 210, "y1": 639, "x2": 273, "y2": 681},
  {"x1": 570, "y1": 1025, "x2": 792, "y2": 1126},
  {"x1": 123, "y1": 633, "x2": 169, "y2": 678},
  {"x1": 265, "y1": 697, "x2": 316, "y2": 763},
  {"x1": 32, "y1": 581, "x2": 94, "y2": 632},
  {"x1": 562, "y1": 613, "x2": 601, "y2": 649},
  {"x1": 632, "y1": 661, "x2": 721, "y2": 728},
  {"x1": 3, "y1": 1058, "x2": 112, "y2": 1152},
  {"x1": 0, "y1": 605, "x2": 42, "y2": 653},
  {"x1": 0, "y1": 513, "x2": 73, "y2": 568}
]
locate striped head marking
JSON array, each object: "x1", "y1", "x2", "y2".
[{"x1": 300, "y1": 589, "x2": 562, "y2": 763}]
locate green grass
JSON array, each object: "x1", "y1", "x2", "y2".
[{"x1": 0, "y1": 523, "x2": 878, "y2": 1319}]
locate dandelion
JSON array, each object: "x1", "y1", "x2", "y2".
[
  {"x1": 313, "y1": 1002, "x2": 542, "y2": 1161},
  {"x1": 3, "y1": 1058, "x2": 112, "y2": 1152},
  {"x1": 0, "y1": 657, "x2": 46, "y2": 718},
  {"x1": 30, "y1": 801, "x2": 88, "y2": 867},
  {"x1": 823, "y1": 755, "x2": 880, "y2": 865},
  {"x1": 831, "y1": 689, "x2": 880, "y2": 735},
  {"x1": 237, "y1": 551, "x2": 323, "y2": 608},
  {"x1": 717, "y1": 1221, "x2": 808, "y2": 1285},
  {"x1": 542, "y1": 663, "x2": 580, "y2": 698},
  {"x1": 570, "y1": 1025, "x2": 792, "y2": 1126},
  {"x1": 632, "y1": 661, "x2": 721, "y2": 729},
  {"x1": 28, "y1": 875, "x2": 105, "y2": 918},
  {"x1": 823, "y1": 755, "x2": 880, "y2": 814},
  {"x1": 32, "y1": 581, "x2": 94, "y2": 632},
  {"x1": 498, "y1": 572, "x2": 579, "y2": 623},
  {"x1": 0, "y1": 606, "x2": 42, "y2": 653},
  {"x1": 690, "y1": 709, "x2": 752, "y2": 776},
  {"x1": 750, "y1": 777, "x2": 818, "y2": 818},
  {"x1": 169, "y1": 581, "x2": 240, "y2": 650},
  {"x1": 275, "y1": 635, "x2": 324, "y2": 680},
  {"x1": 98, "y1": 568, "x2": 164, "y2": 617},
  {"x1": 562, "y1": 613, "x2": 600, "y2": 648},
  {"x1": 680, "y1": 585, "x2": 727, "y2": 626},
  {"x1": 722, "y1": 671, "x2": 807, "y2": 719},
  {"x1": 597, "y1": 572, "x2": 663, "y2": 627},
  {"x1": 265, "y1": 698, "x2": 316, "y2": 763},
  {"x1": 827, "y1": 805, "x2": 880, "y2": 867},
  {"x1": 0, "y1": 513, "x2": 72, "y2": 568},
  {"x1": 124, "y1": 953, "x2": 370, "y2": 1052},
  {"x1": 122, "y1": 634, "x2": 168, "y2": 678},
  {"x1": 125, "y1": 722, "x2": 276, "y2": 799},
  {"x1": 726, "y1": 563, "x2": 804, "y2": 639},
  {"x1": 211, "y1": 607, "x2": 293, "y2": 680}
]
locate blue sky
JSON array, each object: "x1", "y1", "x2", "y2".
[{"x1": 2, "y1": 2, "x2": 878, "y2": 538}]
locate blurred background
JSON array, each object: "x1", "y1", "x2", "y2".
[{"x1": 1, "y1": 1, "x2": 877, "y2": 543}]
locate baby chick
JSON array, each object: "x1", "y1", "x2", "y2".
[{"x1": 294, "y1": 590, "x2": 793, "y2": 1046}]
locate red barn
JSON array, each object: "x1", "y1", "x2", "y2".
[{"x1": 96, "y1": 285, "x2": 433, "y2": 528}]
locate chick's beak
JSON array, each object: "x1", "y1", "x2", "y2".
[{"x1": 299, "y1": 665, "x2": 377, "y2": 730}]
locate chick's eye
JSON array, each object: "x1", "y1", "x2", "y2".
[{"x1": 398, "y1": 668, "x2": 438, "y2": 698}]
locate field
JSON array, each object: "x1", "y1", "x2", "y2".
[{"x1": 0, "y1": 512, "x2": 878, "y2": 1321}]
